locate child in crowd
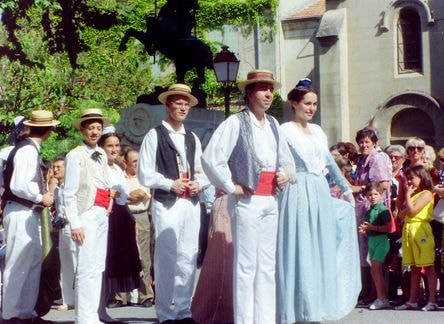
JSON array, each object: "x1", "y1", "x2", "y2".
[
  {"x1": 396, "y1": 165, "x2": 438, "y2": 311},
  {"x1": 359, "y1": 182, "x2": 392, "y2": 310}
]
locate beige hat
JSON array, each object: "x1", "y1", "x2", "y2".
[
  {"x1": 23, "y1": 110, "x2": 60, "y2": 127},
  {"x1": 158, "y1": 83, "x2": 198, "y2": 107},
  {"x1": 238, "y1": 69, "x2": 281, "y2": 92},
  {"x1": 73, "y1": 108, "x2": 110, "y2": 129}
]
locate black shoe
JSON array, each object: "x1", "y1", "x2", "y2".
[
  {"x1": 107, "y1": 300, "x2": 123, "y2": 308},
  {"x1": 160, "y1": 321, "x2": 175, "y2": 324},
  {"x1": 140, "y1": 299, "x2": 153, "y2": 307}
]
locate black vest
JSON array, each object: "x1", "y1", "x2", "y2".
[
  {"x1": 153, "y1": 125, "x2": 198, "y2": 208},
  {"x1": 2, "y1": 139, "x2": 44, "y2": 208}
]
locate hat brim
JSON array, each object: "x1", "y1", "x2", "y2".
[
  {"x1": 73, "y1": 116, "x2": 110, "y2": 130},
  {"x1": 158, "y1": 91, "x2": 198, "y2": 107},
  {"x1": 23, "y1": 120, "x2": 60, "y2": 127},
  {"x1": 238, "y1": 79, "x2": 281, "y2": 92}
]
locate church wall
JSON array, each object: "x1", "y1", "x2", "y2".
[{"x1": 320, "y1": 0, "x2": 443, "y2": 148}]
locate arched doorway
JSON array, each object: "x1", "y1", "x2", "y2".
[
  {"x1": 390, "y1": 108, "x2": 435, "y2": 146},
  {"x1": 371, "y1": 91, "x2": 444, "y2": 149}
]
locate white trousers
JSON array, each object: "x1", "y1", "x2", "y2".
[
  {"x1": 59, "y1": 224, "x2": 77, "y2": 306},
  {"x1": 229, "y1": 195, "x2": 278, "y2": 324},
  {"x1": 74, "y1": 206, "x2": 108, "y2": 324},
  {"x1": 152, "y1": 198, "x2": 200, "y2": 322},
  {"x1": 2, "y1": 201, "x2": 42, "y2": 320}
]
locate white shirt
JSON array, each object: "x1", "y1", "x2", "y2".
[
  {"x1": 63, "y1": 143, "x2": 108, "y2": 229},
  {"x1": 9, "y1": 139, "x2": 43, "y2": 204},
  {"x1": 137, "y1": 120, "x2": 209, "y2": 192},
  {"x1": 202, "y1": 109, "x2": 295, "y2": 194}
]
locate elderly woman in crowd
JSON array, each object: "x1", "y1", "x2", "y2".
[
  {"x1": 396, "y1": 138, "x2": 428, "y2": 213},
  {"x1": 385, "y1": 145, "x2": 407, "y2": 211}
]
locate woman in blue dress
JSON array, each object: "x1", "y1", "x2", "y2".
[{"x1": 277, "y1": 79, "x2": 361, "y2": 322}]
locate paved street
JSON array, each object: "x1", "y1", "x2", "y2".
[{"x1": 30, "y1": 303, "x2": 444, "y2": 324}]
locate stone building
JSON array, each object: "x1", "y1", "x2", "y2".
[{"x1": 278, "y1": 0, "x2": 444, "y2": 149}]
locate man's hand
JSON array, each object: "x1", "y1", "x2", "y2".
[
  {"x1": 41, "y1": 192, "x2": 54, "y2": 207},
  {"x1": 171, "y1": 178, "x2": 189, "y2": 195},
  {"x1": 47, "y1": 177, "x2": 58, "y2": 194},
  {"x1": 187, "y1": 181, "x2": 200, "y2": 196},
  {"x1": 71, "y1": 227, "x2": 85, "y2": 245}
]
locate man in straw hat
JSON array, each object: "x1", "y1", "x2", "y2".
[
  {"x1": 62, "y1": 108, "x2": 112, "y2": 324},
  {"x1": 202, "y1": 69, "x2": 296, "y2": 323},
  {"x1": 137, "y1": 83, "x2": 209, "y2": 324},
  {"x1": 2, "y1": 110, "x2": 59, "y2": 324}
]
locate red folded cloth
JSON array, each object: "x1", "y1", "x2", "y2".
[
  {"x1": 94, "y1": 188, "x2": 110, "y2": 209},
  {"x1": 254, "y1": 171, "x2": 277, "y2": 196}
]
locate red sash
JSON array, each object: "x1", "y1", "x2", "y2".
[
  {"x1": 178, "y1": 172, "x2": 190, "y2": 199},
  {"x1": 94, "y1": 188, "x2": 110, "y2": 209},
  {"x1": 254, "y1": 171, "x2": 277, "y2": 196}
]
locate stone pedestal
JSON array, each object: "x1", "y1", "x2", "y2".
[{"x1": 115, "y1": 103, "x2": 225, "y2": 149}]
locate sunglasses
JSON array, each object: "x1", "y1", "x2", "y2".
[
  {"x1": 389, "y1": 155, "x2": 403, "y2": 161},
  {"x1": 407, "y1": 146, "x2": 424, "y2": 152}
]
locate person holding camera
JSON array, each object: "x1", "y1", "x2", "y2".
[{"x1": 51, "y1": 156, "x2": 76, "y2": 311}]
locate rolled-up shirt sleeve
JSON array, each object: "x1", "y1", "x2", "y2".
[
  {"x1": 63, "y1": 151, "x2": 82, "y2": 230},
  {"x1": 201, "y1": 116, "x2": 240, "y2": 194},
  {"x1": 10, "y1": 145, "x2": 43, "y2": 204}
]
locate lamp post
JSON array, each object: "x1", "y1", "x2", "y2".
[{"x1": 213, "y1": 45, "x2": 240, "y2": 119}]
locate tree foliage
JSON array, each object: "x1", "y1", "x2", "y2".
[{"x1": 0, "y1": 0, "x2": 277, "y2": 159}]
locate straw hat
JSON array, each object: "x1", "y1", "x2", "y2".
[
  {"x1": 238, "y1": 69, "x2": 281, "y2": 92},
  {"x1": 23, "y1": 110, "x2": 60, "y2": 127},
  {"x1": 158, "y1": 83, "x2": 198, "y2": 107},
  {"x1": 73, "y1": 108, "x2": 110, "y2": 129}
]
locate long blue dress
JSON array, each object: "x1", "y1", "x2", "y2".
[{"x1": 277, "y1": 122, "x2": 360, "y2": 323}]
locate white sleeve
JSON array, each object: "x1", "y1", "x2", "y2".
[
  {"x1": 62, "y1": 150, "x2": 82, "y2": 230},
  {"x1": 10, "y1": 145, "x2": 43, "y2": 204},
  {"x1": 137, "y1": 129, "x2": 174, "y2": 191},
  {"x1": 201, "y1": 116, "x2": 240, "y2": 194}
]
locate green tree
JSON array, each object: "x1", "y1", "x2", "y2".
[{"x1": 0, "y1": 0, "x2": 277, "y2": 159}]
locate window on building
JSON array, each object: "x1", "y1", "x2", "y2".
[{"x1": 397, "y1": 7, "x2": 422, "y2": 74}]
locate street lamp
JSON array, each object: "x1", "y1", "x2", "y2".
[{"x1": 213, "y1": 45, "x2": 240, "y2": 118}]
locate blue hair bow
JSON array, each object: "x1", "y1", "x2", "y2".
[{"x1": 295, "y1": 78, "x2": 312, "y2": 90}]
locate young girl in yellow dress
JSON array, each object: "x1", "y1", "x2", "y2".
[{"x1": 396, "y1": 165, "x2": 438, "y2": 311}]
